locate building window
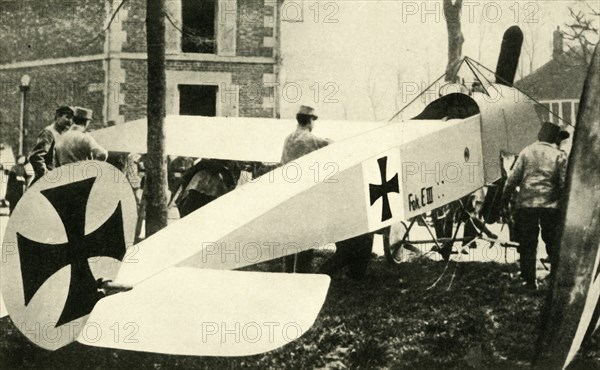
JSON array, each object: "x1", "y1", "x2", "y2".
[
  {"x1": 562, "y1": 102, "x2": 572, "y2": 125},
  {"x1": 181, "y1": 0, "x2": 217, "y2": 54},
  {"x1": 540, "y1": 103, "x2": 551, "y2": 122},
  {"x1": 178, "y1": 85, "x2": 218, "y2": 116},
  {"x1": 551, "y1": 103, "x2": 560, "y2": 124}
]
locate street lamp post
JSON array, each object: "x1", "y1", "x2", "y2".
[{"x1": 19, "y1": 74, "x2": 31, "y2": 156}]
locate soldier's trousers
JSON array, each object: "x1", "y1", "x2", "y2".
[{"x1": 514, "y1": 208, "x2": 562, "y2": 284}]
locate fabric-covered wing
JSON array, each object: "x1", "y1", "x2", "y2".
[{"x1": 91, "y1": 115, "x2": 387, "y2": 163}]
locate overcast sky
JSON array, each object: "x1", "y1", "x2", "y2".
[{"x1": 278, "y1": 0, "x2": 599, "y2": 121}]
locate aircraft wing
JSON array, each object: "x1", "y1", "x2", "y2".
[
  {"x1": 0, "y1": 294, "x2": 7, "y2": 318},
  {"x1": 90, "y1": 115, "x2": 388, "y2": 163}
]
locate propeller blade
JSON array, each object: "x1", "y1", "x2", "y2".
[{"x1": 535, "y1": 43, "x2": 600, "y2": 369}]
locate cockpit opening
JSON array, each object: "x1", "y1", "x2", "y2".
[{"x1": 412, "y1": 93, "x2": 480, "y2": 121}]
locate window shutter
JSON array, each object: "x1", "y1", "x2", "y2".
[{"x1": 217, "y1": 0, "x2": 237, "y2": 56}]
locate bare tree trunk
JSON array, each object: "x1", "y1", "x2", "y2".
[
  {"x1": 529, "y1": 32, "x2": 535, "y2": 74},
  {"x1": 341, "y1": 102, "x2": 348, "y2": 120},
  {"x1": 522, "y1": 22, "x2": 537, "y2": 76},
  {"x1": 444, "y1": 0, "x2": 464, "y2": 82},
  {"x1": 145, "y1": 0, "x2": 168, "y2": 236},
  {"x1": 477, "y1": 22, "x2": 485, "y2": 62},
  {"x1": 367, "y1": 67, "x2": 379, "y2": 120},
  {"x1": 394, "y1": 67, "x2": 403, "y2": 117}
]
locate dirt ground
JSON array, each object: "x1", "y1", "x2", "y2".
[{"x1": 1, "y1": 253, "x2": 598, "y2": 369}]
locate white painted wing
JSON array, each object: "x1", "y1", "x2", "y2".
[
  {"x1": 114, "y1": 118, "x2": 485, "y2": 286},
  {"x1": 79, "y1": 268, "x2": 330, "y2": 357},
  {"x1": 90, "y1": 115, "x2": 387, "y2": 162},
  {"x1": 0, "y1": 293, "x2": 7, "y2": 318}
]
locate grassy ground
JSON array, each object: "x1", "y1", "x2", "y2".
[{"x1": 1, "y1": 254, "x2": 599, "y2": 369}]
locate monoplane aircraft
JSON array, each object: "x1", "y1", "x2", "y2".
[{"x1": 1, "y1": 27, "x2": 598, "y2": 369}]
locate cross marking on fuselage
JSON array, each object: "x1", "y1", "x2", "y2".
[{"x1": 369, "y1": 156, "x2": 400, "y2": 222}]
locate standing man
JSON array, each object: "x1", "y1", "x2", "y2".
[
  {"x1": 281, "y1": 106, "x2": 332, "y2": 273},
  {"x1": 502, "y1": 122, "x2": 568, "y2": 290},
  {"x1": 55, "y1": 107, "x2": 108, "y2": 165},
  {"x1": 28, "y1": 106, "x2": 74, "y2": 182},
  {"x1": 174, "y1": 158, "x2": 236, "y2": 218},
  {"x1": 280, "y1": 105, "x2": 374, "y2": 278},
  {"x1": 280, "y1": 105, "x2": 331, "y2": 164}
]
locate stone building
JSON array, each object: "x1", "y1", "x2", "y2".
[{"x1": 0, "y1": 0, "x2": 282, "y2": 155}]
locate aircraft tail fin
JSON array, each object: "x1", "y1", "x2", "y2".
[{"x1": 495, "y1": 26, "x2": 523, "y2": 86}]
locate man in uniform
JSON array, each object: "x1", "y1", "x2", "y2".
[
  {"x1": 55, "y1": 107, "x2": 108, "y2": 165},
  {"x1": 28, "y1": 106, "x2": 74, "y2": 182},
  {"x1": 281, "y1": 106, "x2": 331, "y2": 273},
  {"x1": 502, "y1": 121, "x2": 568, "y2": 290},
  {"x1": 174, "y1": 158, "x2": 236, "y2": 218},
  {"x1": 280, "y1": 105, "x2": 331, "y2": 164}
]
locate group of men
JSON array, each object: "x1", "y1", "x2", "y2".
[
  {"x1": 6, "y1": 105, "x2": 108, "y2": 214},
  {"x1": 28, "y1": 105, "x2": 108, "y2": 183}
]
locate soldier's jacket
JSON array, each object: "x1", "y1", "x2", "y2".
[
  {"x1": 280, "y1": 128, "x2": 331, "y2": 164},
  {"x1": 55, "y1": 126, "x2": 108, "y2": 165},
  {"x1": 177, "y1": 159, "x2": 236, "y2": 201},
  {"x1": 28, "y1": 124, "x2": 63, "y2": 180},
  {"x1": 504, "y1": 141, "x2": 568, "y2": 209}
]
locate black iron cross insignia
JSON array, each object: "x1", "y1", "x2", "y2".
[
  {"x1": 369, "y1": 156, "x2": 399, "y2": 222},
  {"x1": 17, "y1": 177, "x2": 126, "y2": 327}
]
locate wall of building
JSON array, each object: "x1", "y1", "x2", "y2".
[
  {"x1": 0, "y1": 0, "x2": 281, "y2": 157},
  {"x1": 118, "y1": 59, "x2": 275, "y2": 121},
  {"x1": 237, "y1": 0, "x2": 277, "y2": 58},
  {"x1": 0, "y1": 0, "x2": 105, "y2": 64},
  {"x1": 0, "y1": 61, "x2": 105, "y2": 154},
  {"x1": 120, "y1": 0, "x2": 279, "y2": 58}
]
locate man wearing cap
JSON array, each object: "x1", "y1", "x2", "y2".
[
  {"x1": 281, "y1": 106, "x2": 331, "y2": 273},
  {"x1": 28, "y1": 106, "x2": 74, "y2": 182},
  {"x1": 55, "y1": 107, "x2": 108, "y2": 166},
  {"x1": 502, "y1": 121, "x2": 568, "y2": 290},
  {"x1": 280, "y1": 105, "x2": 331, "y2": 164}
]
